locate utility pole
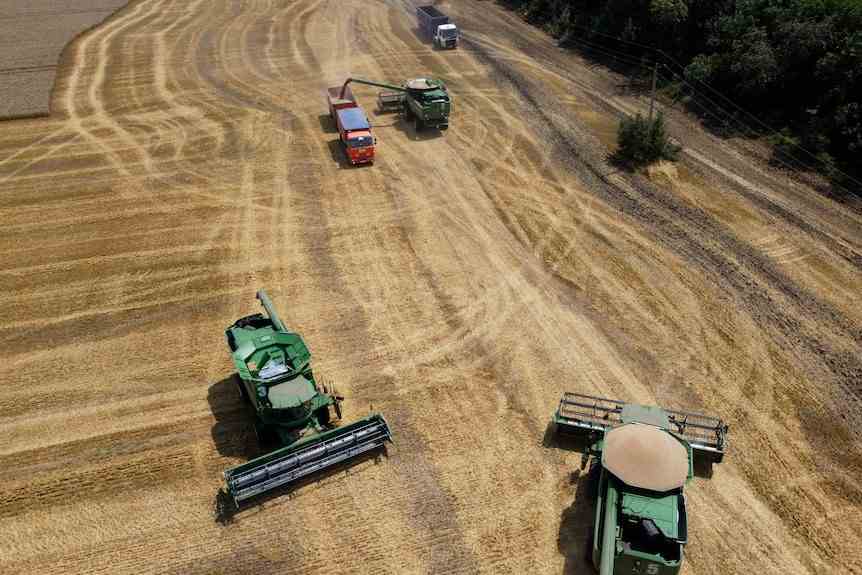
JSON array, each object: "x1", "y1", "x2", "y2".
[{"x1": 649, "y1": 61, "x2": 658, "y2": 122}]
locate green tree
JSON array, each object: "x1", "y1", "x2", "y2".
[
  {"x1": 615, "y1": 111, "x2": 682, "y2": 167},
  {"x1": 650, "y1": 0, "x2": 688, "y2": 26}
]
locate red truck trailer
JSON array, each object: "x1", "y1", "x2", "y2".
[{"x1": 326, "y1": 85, "x2": 375, "y2": 165}]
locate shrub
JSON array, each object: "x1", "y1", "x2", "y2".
[{"x1": 615, "y1": 111, "x2": 681, "y2": 167}]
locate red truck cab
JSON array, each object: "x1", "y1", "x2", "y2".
[{"x1": 327, "y1": 85, "x2": 376, "y2": 165}]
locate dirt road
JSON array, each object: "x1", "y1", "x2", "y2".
[{"x1": 1, "y1": 0, "x2": 860, "y2": 573}]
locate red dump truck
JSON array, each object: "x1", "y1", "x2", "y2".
[{"x1": 326, "y1": 85, "x2": 375, "y2": 165}]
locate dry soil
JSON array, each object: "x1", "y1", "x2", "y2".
[{"x1": 1, "y1": 1, "x2": 861, "y2": 574}]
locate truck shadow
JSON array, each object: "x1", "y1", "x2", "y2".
[
  {"x1": 317, "y1": 113, "x2": 336, "y2": 134},
  {"x1": 543, "y1": 421, "x2": 598, "y2": 574},
  {"x1": 411, "y1": 26, "x2": 431, "y2": 45}
]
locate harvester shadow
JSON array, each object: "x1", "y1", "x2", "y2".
[
  {"x1": 542, "y1": 419, "x2": 592, "y2": 452},
  {"x1": 692, "y1": 454, "x2": 715, "y2": 479},
  {"x1": 214, "y1": 446, "x2": 390, "y2": 525},
  {"x1": 208, "y1": 375, "x2": 261, "y2": 461},
  {"x1": 391, "y1": 118, "x2": 446, "y2": 142},
  {"x1": 543, "y1": 421, "x2": 597, "y2": 574},
  {"x1": 209, "y1": 376, "x2": 391, "y2": 524},
  {"x1": 558, "y1": 465, "x2": 600, "y2": 575}
]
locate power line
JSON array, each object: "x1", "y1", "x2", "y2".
[
  {"x1": 560, "y1": 24, "x2": 861, "y2": 189},
  {"x1": 563, "y1": 34, "x2": 648, "y2": 65},
  {"x1": 657, "y1": 65, "x2": 861, "y2": 187},
  {"x1": 563, "y1": 37, "x2": 646, "y2": 68}
]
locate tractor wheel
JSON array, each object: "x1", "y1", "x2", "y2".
[
  {"x1": 316, "y1": 405, "x2": 331, "y2": 426},
  {"x1": 415, "y1": 116, "x2": 423, "y2": 132}
]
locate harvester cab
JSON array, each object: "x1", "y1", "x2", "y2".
[
  {"x1": 552, "y1": 392, "x2": 728, "y2": 575},
  {"x1": 221, "y1": 290, "x2": 392, "y2": 506}
]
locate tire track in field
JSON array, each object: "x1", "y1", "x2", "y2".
[
  {"x1": 64, "y1": 0, "x2": 162, "y2": 192},
  {"x1": 462, "y1": 13, "x2": 862, "y2": 572},
  {"x1": 374, "y1": 4, "x2": 639, "y2": 400}
]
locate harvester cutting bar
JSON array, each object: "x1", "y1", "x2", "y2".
[
  {"x1": 665, "y1": 408, "x2": 728, "y2": 462},
  {"x1": 555, "y1": 392, "x2": 625, "y2": 436},
  {"x1": 224, "y1": 414, "x2": 392, "y2": 505}
]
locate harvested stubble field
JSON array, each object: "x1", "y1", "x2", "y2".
[
  {"x1": 1, "y1": 0, "x2": 861, "y2": 573},
  {"x1": 0, "y1": 0, "x2": 128, "y2": 118}
]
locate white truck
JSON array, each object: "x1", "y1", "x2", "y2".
[{"x1": 417, "y1": 5, "x2": 459, "y2": 49}]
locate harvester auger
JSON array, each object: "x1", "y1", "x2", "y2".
[
  {"x1": 339, "y1": 76, "x2": 451, "y2": 130},
  {"x1": 221, "y1": 290, "x2": 392, "y2": 506},
  {"x1": 552, "y1": 392, "x2": 729, "y2": 575}
]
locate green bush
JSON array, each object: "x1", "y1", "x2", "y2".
[{"x1": 615, "y1": 111, "x2": 681, "y2": 167}]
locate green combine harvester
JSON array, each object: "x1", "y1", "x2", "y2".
[
  {"x1": 552, "y1": 392, "x2": 728, "y2": 575},
  {"x1": 338, "y1": 76, "x2": 451, "y2": 130},
  {"x1": 222, "y1": 290, "x2": 392, "y2": 506}
]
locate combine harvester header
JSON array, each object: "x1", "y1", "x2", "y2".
[
  {"x1": 552, "y1": 392, "x2": 728, "y2": 575},
  {"x1": 222, "y1": 290, "x2": 392, "y2": 506},
  {"x1": 224, "y1": 414, "x2": 391, "y2": 504},
  {"x1": 555, "y1": 392, "x2": 728, "y2": 462}
]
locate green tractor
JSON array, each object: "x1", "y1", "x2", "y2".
[
  {"x1": 552, "y1": 393, "x2": 728, "y2": 575},
  {"x1": 338, "y1": 77, "x2": 451, "y2": 130},
  {"x1": 222, "y1": 290, "x2": 392, "y2": 506}
]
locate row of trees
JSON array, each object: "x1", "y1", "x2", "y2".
[{"x1": 504, "y1": 0, "x2": 861, "y2": 188}]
